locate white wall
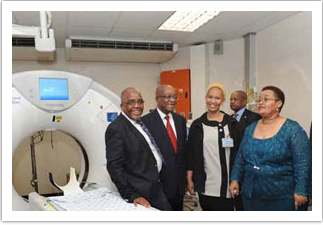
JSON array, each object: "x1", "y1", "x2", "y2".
[
  {"x1": 159, "y1": 46, "x2": 190, "y2": 71},
  {"x1": 257, "y1": 11, "x2": 312, "y2": 133},
  {"x1": 186, "y1": 40, "x2": 245, "y2": 120},
  {"x1": 190, "y1": 44, "x2": 209, "y2": 120},
  {"x1": 207, "y1": 39, "x2": 245, "y2": 114}
]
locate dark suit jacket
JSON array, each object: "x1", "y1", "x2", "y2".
[
  {"x1": 105, "y1": 113, "x2": 171, "y2": 210},
  {"x1": 142, "y1": 109, "x2": 187, "y2": 199},
  {"x1": 234, "y1": 108, "x2": 261, "y2": 134}
]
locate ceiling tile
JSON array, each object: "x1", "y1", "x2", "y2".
[
  {"x1": 115, "y1": 11, "x2": 174, "y2": 29},
  {"x1": 68, "y1": 11, "x2": 121, "y2": 27},
  {"x1": 12, "y1": 11, "x2": 40, "y2": 26},
  {"x1": 68, "y1": 26, "x2": 112, "y2": 38},
  {"x1": 197, "y1": 11, "x2": 272, "y2": 35},
  {"x1": 12, "y1": 11, "x2": 302, "y2": 48},
  {"x1": 180, "y1": 32, "x2": 223, "y2": 46},
  {"x1": 150, "y1": 30, "x2": 191, "y2": 45},
  {"x1": 240, "y1": 11, "x2": 300, "y2": 35},
  {"x1": 109, "y1": 27, "x2": 154, "y2": 39}
]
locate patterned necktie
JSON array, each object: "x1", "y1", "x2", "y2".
[
  {"x1": 137, "y1": 119, "x2": 165, "y2": 163},
  {"x1": 164, "y1": 115, "x2": 177, "y2": 153},
  {"x1": 233, "y1": 113, "x2": 238, "y2": 120}
]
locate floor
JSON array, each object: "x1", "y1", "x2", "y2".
[
  {"x1": 183, "y1": 194, "x2": 202, "y2": 211},
  {"x1": 182, "y1": 195, "x2": 312, "y2": 211}
]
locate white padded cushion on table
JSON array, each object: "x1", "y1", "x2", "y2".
[{"x1": 47, "y1": 187, "x2": 157, "y2": 211}]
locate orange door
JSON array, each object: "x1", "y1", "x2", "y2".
[{"x1": 160, "y1": 69, "x2": 190, "y2": 121}]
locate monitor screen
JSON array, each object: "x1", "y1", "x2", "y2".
[{"x1": 39, "y1": 78, "x2": 69, "y2": 100}]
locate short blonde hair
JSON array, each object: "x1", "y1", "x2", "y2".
[{"x1": 206, "y1": 83, "x2": 226, "y2": 98}]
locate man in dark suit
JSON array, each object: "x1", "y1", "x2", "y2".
[
  {"x1": 230, "y1": 90, "x2": 261, "y2": 133},
  {"x1": 229, "y1": 90, "x2": 261, "y2": 211},
  {"x1": 142, "y1": 85, "x2": 187, "y2": 211},
  {"x1": 105, "y1": 87, "x2": 172, "y2": 210}
]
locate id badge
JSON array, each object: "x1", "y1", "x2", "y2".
[{"x1": 222, "y1": 137, "x2": 234, "y2": 148}]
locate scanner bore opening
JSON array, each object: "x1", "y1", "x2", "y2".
[{"x1": 12, "y1": 130, "x2": 89, "y2": 200}]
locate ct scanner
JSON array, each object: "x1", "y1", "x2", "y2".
[{"x1": 12, "y1": 70, "x2": 127, "y2": 211}]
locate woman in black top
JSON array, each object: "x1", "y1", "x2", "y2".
[{"x1": 186, "y1": 83, "x2": 243, "y2": 211}]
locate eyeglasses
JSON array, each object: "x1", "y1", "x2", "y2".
[
  {"x1": 256, "y1": 97, "x2": 278, "y2": 104},
  {"x1": 122, "y1": 99, "x2": 145, "y2": 107},
  {"x1": 157, "y1": 95, "x2": 178, "y2": 100}
]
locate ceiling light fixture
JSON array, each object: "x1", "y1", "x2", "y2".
[{"x1": 158, "y1": 11, "x2": 221, "y2": 32}]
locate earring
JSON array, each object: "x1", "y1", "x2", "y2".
[{"x1": 276, "y1": 108, "x2": 279, "y2": 111}]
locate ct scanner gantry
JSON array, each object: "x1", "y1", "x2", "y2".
[{"x1": 12, "y1": 70, "x2": 121, "y2": 210}]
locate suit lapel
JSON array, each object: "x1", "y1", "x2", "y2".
[
  {"x1": 239, "y1": 110, "x2": 248, "y2": 128},
  {"x1": 172, "y1": 113, "x2": 182, "y2": 154},
  {"x1": 119, "y1": 114, "x2": 155, "y2": 158},
  {"x1": 153, "y1": 110, "x2": 169, "y2": 139}
]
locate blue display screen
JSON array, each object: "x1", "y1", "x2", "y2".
[
  {"x1": 39, "y1": 78, "x2": 69, "y2": 100},
  {"x1": 107, "y1": 112, "x2": 118, "y2": 122}
]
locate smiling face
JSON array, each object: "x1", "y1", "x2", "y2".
[
  {"x1": 205, "y1": 87, "x2": 224, "y2": 113},
  {"x1": 257, "y1": 90, "x2": 282, "y2": 117},
  {"x1": 156, "y1": 85, "x2": 177, "y2": 114},
  {"x1": 121, "y1": 88, "x2": 144, "y2": 121}
]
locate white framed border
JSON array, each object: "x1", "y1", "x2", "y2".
[{"x1": 2, "y1": 1, "x2": 322, "y2": 222}]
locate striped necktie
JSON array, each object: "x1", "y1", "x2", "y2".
[{"x1": 137, "y1": 119, "x2": 165, "y2": 163}]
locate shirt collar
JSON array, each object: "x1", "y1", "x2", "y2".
[
  {"x1": 121, "y1": 111, "x2": 137, "y2": 125},
  {"x1": 157, "y1": 108, "x2": 172, "y2": 120},
  {"x1": 236, "y1": 107, "x2": 246, "y2": 116}
]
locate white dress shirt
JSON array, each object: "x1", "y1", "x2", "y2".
[
  {"x1": 121, "y1": 112, "x2": 162, "y2": 172},
  {"x1": 156, "y1": 108, "x2": 177, "y2": 138}
]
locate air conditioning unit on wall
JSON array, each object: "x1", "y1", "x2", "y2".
[{"x1": 65, "y1": 38, "x2": 178, "y2": 63}]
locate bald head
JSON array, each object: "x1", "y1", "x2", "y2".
[
  {"x1": 155, "y1": 85, "x2": 177, "y2": 114},
  {"x1": 230, "y1": 90, "x2": 247, "y2": 112},
  {"x1": 155, "y1": 85, "x2": 174, "y2": 97},
  {"x1": 120, "y1": 87, "x2": 144, "y2": 121},
  {"x1": 121, "y1": 87, "x2": 139, "y2": 103}
]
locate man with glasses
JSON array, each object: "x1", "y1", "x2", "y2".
[
  {"x1": 105, "y1": 87, "x2": 171, "y2": 210},
  {"x1": 142, "y1": 85, "x2": 187, "y2": 211}
]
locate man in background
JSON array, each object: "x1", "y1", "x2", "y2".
[
  {"x1": 142, "y1": 85, "x2": 187, "y2": 211},
  {"x1": 105, "y1": 87, "x2": 171, "y2": 210},
  {"x1": 230, "y1": 90, "x2": 261, "y2": 134}
]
